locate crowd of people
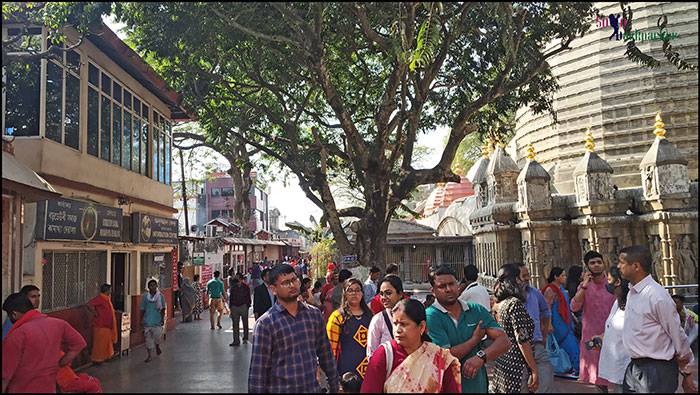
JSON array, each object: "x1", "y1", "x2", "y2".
[
  {"x1": 2, "y1": 277, "x2": 169, "y2": 392},
  {"x1": 245, "y1": 245, "x2": 698, "y2": 393},
  {"x1": 2, "y1": 247, "x2": 698, "y2": 393}
]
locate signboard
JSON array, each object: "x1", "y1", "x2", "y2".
[
  {"x1": 201, "y1": 265, "x2": 213, "y2": 285},
  {"x1": 132, "y1": 213, "x2": 178, "y2": 245},
  {"x1": 35, "y1": 198, "x2": 122, "y2": 242},
  {"x1": 342, "y1": 255, "x2": 358, "y2": 263},
  {"x1": 171, "y1": 246, "x2": 179, "y2": 291},
  {"x1": 192, "y1": 252, "x2": 205, "y2": 265}
]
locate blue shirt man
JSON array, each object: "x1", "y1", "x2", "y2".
[{"x1": 519, "y1": 263, "x2": 554, "y2": 393}]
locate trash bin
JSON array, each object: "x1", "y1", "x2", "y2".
[{"x1": 120, "y1": 312, "x2": 130, "y2": 356}]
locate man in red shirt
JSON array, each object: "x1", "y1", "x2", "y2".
[{"x1": 2, "y1": 292, "x2": 87, "y2": 393}]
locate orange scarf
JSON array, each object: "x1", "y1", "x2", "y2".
[
  {"x1": 541, "y1": 283, "x2": 570, "y2": 325},
  {"x1": 99, "y1": 293, "x2": 118, "y2": 343},
  {"x1": 4, "y1": 309, "x2": 43, "y2": 339}
]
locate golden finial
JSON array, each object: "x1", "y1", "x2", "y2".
[
  {"x1": 654, "y1": 112, "x2": 666, "y2": 139},
  {"x1": 526, "y1": 144, "x2": 536, "y2": 160},
  {"x1": 481, "y1": 142, "x2": 491, "y2": 158},
  {"x1": 584, "y1": 128, "x2": 595, "y2": 152}
]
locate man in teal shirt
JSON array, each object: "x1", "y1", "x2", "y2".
[
  {"x1": 140, "y1": 279, "x2": 166, "y2": 363},
  {"x1": 426, "y1": 265, "x2": 510, "y2": 393},
  {"x1": 206, "y1": 270, "x2": 225, "y2": 330}
]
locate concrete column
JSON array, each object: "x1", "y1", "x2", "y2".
[{"x1": 436, "y1": 246, "x2": 443, "y2": 266}]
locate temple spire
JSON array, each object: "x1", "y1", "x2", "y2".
[
  {"x1": 584, "y1": 128, "x2": 596, "y2": 152},
  {"x1": 526, "y1": 144, "x2": 536, "y2": 161},
  {"x1": 654, "y1": 112, "x2": 667, "y2": 139}
]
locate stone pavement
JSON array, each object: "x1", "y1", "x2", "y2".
[{"x1": 84, "y1": 310, "x2": 695, "y2": 393}]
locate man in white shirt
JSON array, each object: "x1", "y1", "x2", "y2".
[
  {"x1": 617, "y1": 245, "x2": 696, "y2": 393},
  {"x1": 459, "y1": 264, "x2": 491, "y2": 310},
  {"x1": 362, "y1": 266, "x2": 381, "y2": 304}
]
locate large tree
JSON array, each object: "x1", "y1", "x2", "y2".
[{"x1": 116, "y1": 2, "x2": 600, "y2": 269}]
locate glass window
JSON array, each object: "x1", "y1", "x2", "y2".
[
  {"x1": 87, "y1": 87, "x2": 99, "y2": 156},
  {"x1": 160, "y1": 131, "x2": 166, "y2": 183},
  {"x1": 5, "y1": 29, "x2": 43, "y2": 138},
  {"x1": 134, "y1": 98, "x2": 142, "y2": 117},
  {"x1": 141, "y1": 120, "x2": 148, "y2": 176},
  {"x1": 88, "y1": 63, "x2": 99, "y2": 86},
  {"x1": 153, "y1": 126, "x2": 159, "y2": 181},
  {"x1": 133, "y1": 117, "x2": 141, "y2": 172},
  {"x1": 113, "y1": 82, "x2": 122, "y2": 104},
  {"x1": 211, "y1": 188, "x2": 221, "y2": 197},
  {"x1": 64, "y1": 74, "x2": 80, "y2": 150},
  {"x1": 100, "y1": 95, "x2": 111, "y2": 160},
  {"x1": 112, "y1": 102, "x2": 121, "y2": 165},
  {"x1": 123, "y1": 112, "x2": 132, "y2": 170},
  {"x1": 124, "y1": 90, "x2": 132, "y2": 111},
  {"x1": 221, "y1": 187, "x2": 234, "y2": 196},
  {"x1": 67, "y1": 50, "x2": 81, "y2": 69},
  {"x1": 165, "y1": 134, "x2": 171, "y2": 185},
  {"x1": 101, "y1": 73, "x2": 111, "y2": 95},
  {"x1": 45, "y1": 62, "x2": 63, "y2": 143}
]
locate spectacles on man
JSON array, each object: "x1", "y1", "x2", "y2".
[{"x1": 277, "y1": 277, "x2": 301, "y2": 288}]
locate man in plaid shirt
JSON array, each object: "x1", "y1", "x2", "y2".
[{"x1": 248, "y1": 264, "x2": 340, "y2": 393}]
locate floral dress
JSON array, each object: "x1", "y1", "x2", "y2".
[
  {"x1": 193, "y1": 282, "x2": 204, "y2": 316},
  {"x1": 490, "y1": 296, "x2": 534, "y2": 393}
]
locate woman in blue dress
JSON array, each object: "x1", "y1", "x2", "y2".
[{"x1": 542, "y1": 267, "x2": 580, "y2": 378}]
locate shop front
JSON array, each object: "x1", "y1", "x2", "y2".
[{"x1": 129, "y1": 212, "x2": 179, "y2": 346}]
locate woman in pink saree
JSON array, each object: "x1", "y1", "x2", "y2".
[{"x1": 361, "y1": 299, "x2": 461, "y2": 393}]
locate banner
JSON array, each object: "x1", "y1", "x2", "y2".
[
  {"x1": 132, "y1": 213, "x2": 178, "y2": 245},
  {"x1": 35, "y1": 198, "x2": 122, "y2": 242}
]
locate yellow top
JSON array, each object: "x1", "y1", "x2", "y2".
[
  {"x1": 654, "y1": 112, "x2": 666, "y2": 139},
  {"x1": 526, "y1": 144, "x2": 536, "y2": 160},
  {"x1": 584, "y1": 129, "x2": 595, "y2": 152},
  {"x1": 453, "y1": 165, "x2": 464, "y2": 176}
]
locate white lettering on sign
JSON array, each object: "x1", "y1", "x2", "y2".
[{"x1": 102, "y1": 218, "x2": 120, "y2": 228}]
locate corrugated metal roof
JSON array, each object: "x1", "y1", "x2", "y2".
[{"x1": 221, "y1": 237, "x2": 286, "y2": 246}]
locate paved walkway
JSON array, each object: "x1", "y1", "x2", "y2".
[
  {"x1": 85, "y1": 311, "x2": 256, "y2": 393},
  {"x1": 84, "y1": 310, "x2": 695, "y2": 393}
]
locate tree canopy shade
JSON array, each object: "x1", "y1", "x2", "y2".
[{"x1": 116, "y1": 2, "x2": 598, "y2": 269}]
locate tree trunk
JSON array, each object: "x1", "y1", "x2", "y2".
[
  {"x1": 226, "y1": 148, "x2": 253, "y2": 238},
  {"x1": 179, "y1": 149, "x2": 189, "y2": 235},
  {"x1": 354, "y1": 219, "x2": 390, "y2": 272}
]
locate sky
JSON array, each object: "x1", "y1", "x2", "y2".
[{"x1": 104, "y1": 16, "x2": 451, "y2": 229}]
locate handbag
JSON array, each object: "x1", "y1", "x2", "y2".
[{"x1": 546, "y1": 333, "x2": 572, "y2": 374}]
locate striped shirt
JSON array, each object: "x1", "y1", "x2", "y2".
[{"x1": 249, "y1": 301, "x2": 339, "y2": 393}]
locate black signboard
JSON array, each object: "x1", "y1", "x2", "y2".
[
  {"x1": 132, "y1": 213, "x2": 178, "y2": 245},
  {"x1": 36, "y1": 198, "x2": 123, "y2": 242}
]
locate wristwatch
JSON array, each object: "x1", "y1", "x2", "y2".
[{"x1": 476, "y1": 350, "x2": 487, "y2": 363}]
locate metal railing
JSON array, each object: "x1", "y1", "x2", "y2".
[
  {"x1": 399, "y1": 262, "x2": 466, "y2": 284},
  {"x1": 663, "y1": 284, "x2": 698, "y2": 306}
]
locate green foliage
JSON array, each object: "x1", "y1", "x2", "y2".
[
  {"x1": 409, "y1": 3, "x2": 442, "y2": 72},
  {"x1": 309, "y1": 238, "x2": 338, "y2": 280}
]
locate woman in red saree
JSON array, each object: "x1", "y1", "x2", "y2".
[
  {"x1": 361, "y1": 299, "x2": 461, "y2": 393},
  {"x1": 86, "y1": 284, "x2": 118, "y2": 364}
]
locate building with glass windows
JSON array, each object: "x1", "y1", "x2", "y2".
[
  {"x1": 196, "y1": 171, "x2": 270, "y2": 235},
  {"x1": 2, "y1": 22, "x2": 191, "y2": 361}
]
